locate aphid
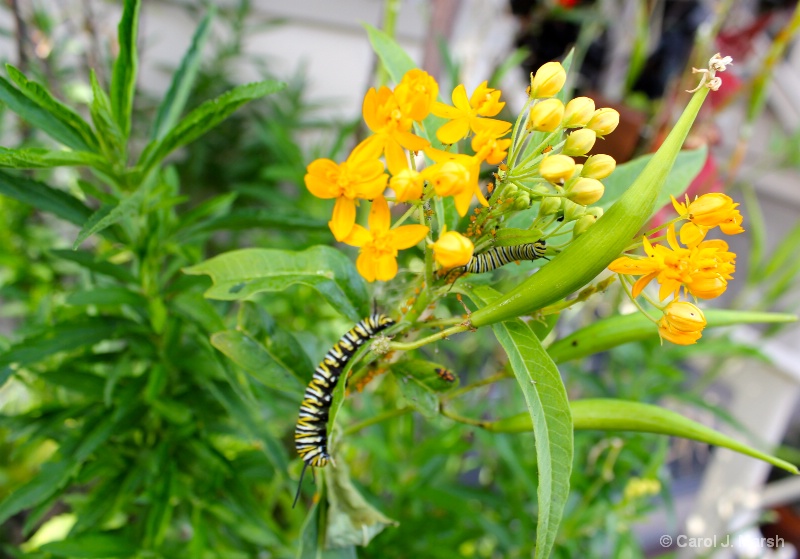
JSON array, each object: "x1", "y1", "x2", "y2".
[
  {"x1": 435, "y1": 367, "x2": 456, "y2": 382},
  {"x1": 293, "y1": 313, "x2": 394, "y2": 507}
]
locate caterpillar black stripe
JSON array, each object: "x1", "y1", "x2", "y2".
[
  {"x1": 456, "y1": 240, "x2": 547, "y2": 275},
  {"x1": 293, "y1": 313, "x2": 394, "y2": 507}
]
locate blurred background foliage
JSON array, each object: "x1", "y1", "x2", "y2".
[{"x1": 0, "y1": 0, "x2": 797, "y2": 558}]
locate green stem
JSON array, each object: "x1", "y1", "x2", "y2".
[{"x1": 389, "y1": 324, "x2": 469, "y2": 351}]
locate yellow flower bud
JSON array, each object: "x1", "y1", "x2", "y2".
[
  {"x1": 528, "y1": 98, "x2": 564, "y2": 132},
  {"x1": 587, "y1": 108, "x2": 620, "y2": 136},
  {"x1": 529, "y1": 61, "x2": 566, "y2": 98},
  {"x1": 658, "y1": 301, "x2": 706, "y2": 345},
  {"x1": 539, "y1": 154, "x2": 575, "y2": 184},
  {"x1": 572, "y1": 214, "x2": 597, "y2": 238},
  {"x1": 390, "y1": 168, "x2": 424, "y2": 202},
  {"x1": 688, "y1": 276, "x2": 728, "y2": 300},
  {"x1": 432, "y1": 230, "x2": 474, "y2": 270},
  {"x1": 567, "y1": 177, "x2": 604, "y2": 205},
  {"x1": 562, "y1": 129, "x2": 597, "y2": 156},
  {"x1": 581, "y1": 154, "x2": 616, "y2": 179},
  {"x1": 563, "y1": 97, "x2": 596, "y2": 127},
  {"x1": 427, "y1": 160, "x2": 469, "y2": 197}
]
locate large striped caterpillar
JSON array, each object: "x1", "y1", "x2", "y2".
[
  {"x1": 450, "y1": 240, "x2": 547, "y2": 278},
  {"x1": 293, "y1": 313, "x2": 395, "y2": 507}
]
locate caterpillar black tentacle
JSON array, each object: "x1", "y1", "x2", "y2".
[
  {"x1": 445, "y1": 239, "x2": 548, "y2": 283},
  {"x1": 293, "y1": 313, "x2": 395, "y2": 507}
]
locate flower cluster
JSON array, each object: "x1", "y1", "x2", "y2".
[
  {"x1": 304, "y1": 60, "x2": 620, "y2": 286},
  {"x1": 609, "y1": 193, "x2": 744, "y2": 344}
]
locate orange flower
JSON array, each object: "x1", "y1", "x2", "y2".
[
  {"x1": 343, "y1": 196, "x2": 429, "y2": 282},
  {"x1": 671, "y1": 193, "x2": 744, "y2": 234},
  {"x1": 471, "y1": 130, "x2": 512, "y2": 165},
  {"x1": 609, "y1": 225, "x2": 736, "y2": 301},
  {"x1": 431, "y1": 82, "x2": 511, "y2": 144},
  {"x1": 432, "y1": 229, "x2": 474, "y2": 269},
  {"x1": 658, "y1": 301, "x2": 706, "y2": 345},
  {"x1": 362, "y1": 86, "x2": 430, "y2": 174},
  {"x1": 304, "y1": 141, "x2": 388, "y2": 241},
  {"x1": 422, "y1": 148, "x2": 489, "y2": 216},
  {"x1": 394, "y1": 69, "x2": 439, "y2": 122}
]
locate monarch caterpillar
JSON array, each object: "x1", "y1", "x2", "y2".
[
  {"x1": 293, "y1": 313, "x2": 394, "y2": 507},
  {"x1": 453, "y1": 240, "x2": 547, "y2": 276}
]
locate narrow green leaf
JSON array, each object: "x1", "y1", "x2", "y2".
[
  {"x1": 183, "y1": 246, "x2": 369, "y2": 322},
  {"x1": 0, "y1": 147, "x2": 106, "y2": 169},
  {"x1": 599, "y1": 146, "x2": 707, "y2": 210},
  {"x1": 151, "y1": 7, "x2": 215, "y2": 139},
  {"x1": 324, "y1": 460, "x2": 398, "y2": 548},
  {"x1": 40, "y1": 532, "x2": 137, "y2": 558},
  {"x1": 0, "y1": 460, "x2": 77, "y2": 525},
  {"x1": 0, "y1": 76, "x2": 92, "y2": 151},
  {"x1": 493, "y1": 227, "x2": 545, "y2": 247},
  {"x1": 73, "y1": 188, "x2": 143, "y2": 249},
  {"x1": 487, "y1": 399, "x2": 798, "y2": 475},
  {"x1": 0, "y1": 318, "x2": 122, "y2": 369},
  {"x1": 144, "y1": 459, "x2": 173, "y2": 548},
  {"x1": 210, "y1": 330, "x2": 305, "y2": 396},
  {"x1": 470, "y1": 89, "x2": 711, "y2": 327},
  {"x1": 547, "y1": 309, "x2": 797, "y2": 364},
  {"x1": 110, "y1": 0, "x2": 141, "y2": 138},
  {"x1": 89, "y1": 71, "x2": 126, "y2": 163},
  {"x1": 141, "y1": 80, "x2": 285, "y2": 170},
  {"x1": 51, "y1": 249, "x2": 137, "y2": 283},
  {"x1": 465, "y1": 286, "x2": 572, "y2": 559},
  {"x1": 0, "y1": 170, "x2": 92, "y2": 225},
  {"x1": 65, "y1": 287, "x2": 146, "y2": 308}
]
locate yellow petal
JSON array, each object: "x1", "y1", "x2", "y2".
[
  {"x1": 375, "y1": 254, "x2": 399, "y2": 281},
  {"x1": 453, "y1": 188, "x2": 473, "y2": 216},
  {"x1": 329, "y1": 197, "x2": 357, "y2": 241},
  {"x1": 431, "y1": 101, "x2": 463, "y2": 119},
  {"x1": 362, "y1": 88, "x2": 380, "y2": 132},
  {"x1": 470, "y1": 117, "x2": 511, "y2": 138},
  {"x1": 436, "y1": 118, "x2": 471, "y2": 144},
  {"x1": 368, "y1": 195, "x2": 391, "y2": 232},
  {"x1": 671, "y1": 195, "x2": 687, "y2": 216},
  {"x1": 391, "y1": 224, "x2": 429, "y2": 250},
  {"x1": 384, "y1": 139, "x2": 409, "y2": 176},
  {"x1": 394, "y1": 130, "x2": 430, "y2": 152},
  {"x1": 356, "y1": 251, "x2": 377, "y2": 282},
  {"x1": 451, "y1": 84, "x2": 470, "y2": 111},
  {"x1": 631, "y1": 272, "x2": 658, "y2": 298},
  {"x1": 343, "y1": 224, "x2": 371, "y2": 247}
]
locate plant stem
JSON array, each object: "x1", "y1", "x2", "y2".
[{"x1": 389, "y1": 324, "x2": 469, "y2": 351}]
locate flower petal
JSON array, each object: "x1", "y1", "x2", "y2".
[
  {"x1": 431, "y1": 101, "x2": 463, "y2": 119},
  {"x1": 436, "y1": 118, "x2": 471, "y2": 144},
  {"x1": 357, "y1": 250, "x2": 377, "y2": 282},
  {"x1": 384, "y1": 140, "x2": 409, "y2": 176},
  {"x1": 362, "y1": 88, "x2": 380, "y2": 132},
  {"x1": 453, "y1": 188, "x2": 473, "y2": 216},
  {"x1": 451, "y1": 84, "x2": 470, "y2": 111},
  {"x1": 375, "y1": 254, "x2": 398, "y2": 281},
  {"x1": 329, "y1": 197, "x2": 357, "y2": 241},
  {"x1": 369, "y1": 195, "x2": 391, "y2": 232},
  {"x1": 391, "y1": 224, "x2": 429, "y2": 250},
  {"x1": 631, "y1": 272, "x2": 658, "y2": 298},
  {"x1": 343, "y1": 224, "x2": 371, "y2": 247}
]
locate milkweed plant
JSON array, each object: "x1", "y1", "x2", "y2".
[{"x1": 0, "y1": 3, "x2": 796, "y2": 557}]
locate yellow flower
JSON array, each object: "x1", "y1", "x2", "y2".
[
  {"x1": 586, "y1": 108, "x2": 620, "y2": 136},
  {"x1": 390, "y1": 168, "x2": 424, "y2": 202},
  {"x1": 394, "y1": 69, "x2": 439, "y2": 122},
  {"x1": 362, "y1": 86, "x2": 430, "y2": 174},
  {"x1": 471, "y1": 130, "x2": 512, "y2": 165},
  {"x1": 529, "y1": 61, "x2": 566, "y2": 99},
  {"x1": 679, "y1": 221, "x2": 708, "y2": 246},
  {"x1": 581, "y1": 154, "x2": 616, "y2": 179},
  {"x1": 562, "y1": 129, "x2": 596, "y2": 156},
  {"x1": 658, "y1": 301, "x2": 706, "y2": 345},
  {"x1": 563, "y1": 97, "x2": 596, "y2": 127},
  {"x1": 528, "y1": 98, "x2": 564, "y2": 132},
  {"x1": 422, "y1": 148, "x2": 489, "y2": 216},
  {"x1": 431, "y1": 82, "x2": 511, "y2": 144},
  {"x1": 567, "y1": 178, "x2": 604, "y2": 205},
  {"x1": 432, "y1": 229, "x2": 474, "y2": 270},
  {"x1": 539, "y1": 154, "x2": 576, "y2": 184},
  {"x1": 305, "y1": 140, "x2": 388, "y2": 241},
  {"x1": 343, "y1": 196, "x2": 429, "y2": 282},
  {"x1": 671, "y1": 193, "x2": 744, "y2": 234}
]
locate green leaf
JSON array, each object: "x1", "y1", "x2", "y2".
[
  {"x1": 394, "y1": 374, "x2": 438, "y2": 418},
  {"x1": 324, "y1": 460, "x2": 398, "y2": 548},
  {"x1": 65, "y1": 287, "x2": 146, "y2": 308},
  {"x1": 469, "y1": 88, "x2": 712, "y2": 327},
  {"x1": 151, "y1": 7, "x2": 214, "y2": 139},
  {"x1": 393, "y1": 359, "x2": 458, "y2": 392},
  {"x1": 210, "y1": 330, "x2": 305, "y2": 396},
  {"x1": 493, "y1": 227, "x2": 545, "y2": 247},
  {"x1": 73, "y1": 188, "x2": 143, "y2": 249},
  {"x1": 0, "y1": 460, "x2": 77, "y2": 525},
  {"x1": 141, "y1": 80, "x2": 285, "y2": 170},
  {"x1": 546, "y1": 309, "x2": 797, "y2": 364},
  {"x1": 144, "y1": 457, "x2": 173, "y2": 548},
  {"x1": 0, "y1": 318, "x2": 122, "y2": 369},
  {"x1": 89, "y1": 71, "x2": 125, "y2": 163},
  {"x1": 40, "y1": 532, "x2": 137, "y2": 558},
  {"x1": 0, "y1": 147, "x2": 106, "y2": 169},
  {"x1": 486, "y1": 399, "x2": 798, "y2": 475},
  {"x1": 0, "y1": 170, "x2": 92, "y2": 225},
  {"x1": 599, "y1": 146, "x2": 707, "y2": 211},
  {"x1": 184, "y1": 246, "x2": 369, "y2": 322},
  {"x1": 465, "y1": 285, "x2": 572, "y2": 559},
  {"x1": 51, "y1": 249, "x2": 136, "y2": 283},
  {"x1": 110, "y1": 0, "x2": 140, "y2": 138},
  {"x1": 0, "y1": 73, "x2": 95, "y2": 151}
]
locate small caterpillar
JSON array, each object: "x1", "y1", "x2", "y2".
[
  {"x1": 449, "y1": 240, "x2": 547, "y2": 278},
  {"x1": 293, "y1": 313, "x2": 394, "y2": 507}
]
